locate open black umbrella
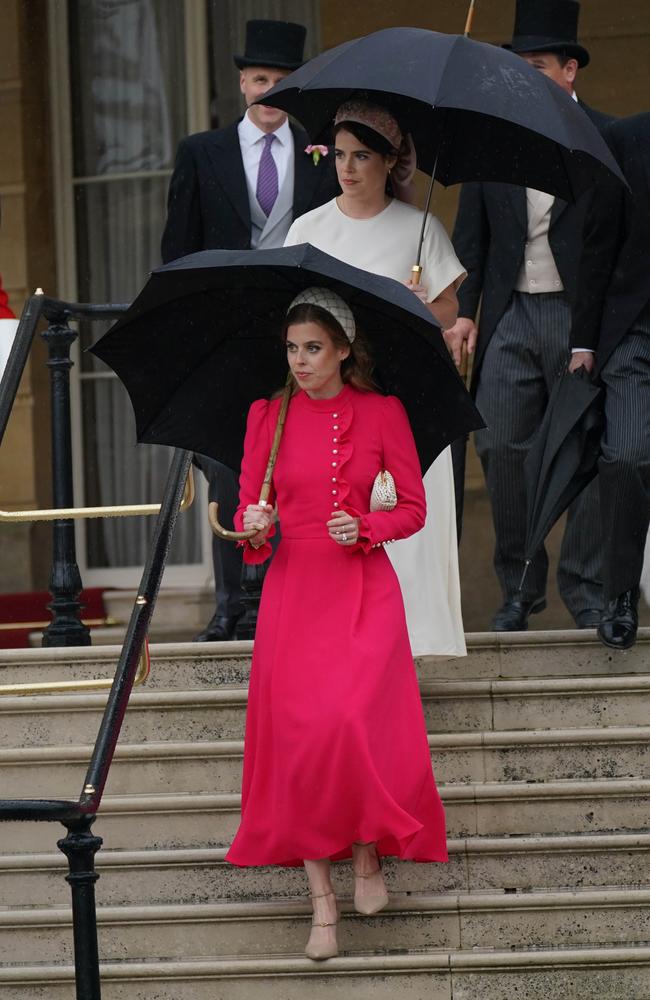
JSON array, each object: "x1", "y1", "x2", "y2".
[
  {"x1": 90, "y1": 244, "x2": 484, "y2": 475},
  {"x1": 258, "y1": 27, "x2": 625, "y2": 203},
  {"x1": 519, "y1": 367, "x2": 603, "y2": 593}
]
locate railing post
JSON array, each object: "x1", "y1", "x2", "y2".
[
  {"x1": 41, "y1": 314, "x2": 90, "y2": 647},
  {"x1": 236, "y1": 562, "x2": 265, "y2": 639},
  {"x1": 58, "y1": 815, "x2": 103, "y2": 1000}
]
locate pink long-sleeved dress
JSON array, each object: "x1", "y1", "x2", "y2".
[{"x1": 225, "y1": 383, "x2": 447, "y2": 867}]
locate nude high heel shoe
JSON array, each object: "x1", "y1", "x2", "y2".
[
  {"x1": 352, "y1": 842, "x2": 389, "y2": 915},
  {"x1": 305, "y1": 889, "x2": 339, "y2": 961}
]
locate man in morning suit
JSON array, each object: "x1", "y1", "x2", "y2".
[
  {"x1": 162, "y1": 20, "x2": 338, "y2": 642},
  {"x1": 571, "y1": 113, "x2": 650, "y2": 649},
  {"x1": 449, "y1": 0, "x2": 613, "y2": 631}
]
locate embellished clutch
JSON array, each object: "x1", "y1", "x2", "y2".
[{"x1": 370, "y1": 470, "x2": 397, "y2": 512}]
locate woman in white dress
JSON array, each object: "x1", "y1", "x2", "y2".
[{"x1": 286, "y1": 99, "x2": 467, "y2": 657}]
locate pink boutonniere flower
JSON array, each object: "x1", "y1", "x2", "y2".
[{"x1": 305, "y1": 144, "x2": 329, "y2": 166}]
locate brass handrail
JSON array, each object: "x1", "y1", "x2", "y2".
[
  {"x1": 0, "y1": 469, "x2": 195, "y2": 522},
  {"x1": 0, "y1": 640, "x2": 150, "y2": 697}
]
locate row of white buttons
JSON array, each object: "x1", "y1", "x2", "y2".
[
  {"x1": 331, "y1": 414, "x2": 339, "y2": 507},
  {"x1": 522, "y1": 247, "x2": 561, "y2": 287},
  {"x1": 371, "y1": 538, "x2": 397, "y2": 548}
]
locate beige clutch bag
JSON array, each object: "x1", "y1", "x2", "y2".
[{"x1": 370, "y1": 470, "x2": 397, "y2": 512}]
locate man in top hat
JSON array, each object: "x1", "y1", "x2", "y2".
[
  {"x1": 449, "y1": 0, "x2": 615, "y2": 631},
  {"x1": 162, "y1": 19, "x2": 338, "y2": 642},
  {"x1": 570, "y1": 112, "x2": 650, "y2": 649}
]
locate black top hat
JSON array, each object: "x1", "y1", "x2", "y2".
[
  {"x1": 504, "y1": 0, "x2": 590, "y2": 68},
  {"x1": 233, "y1": 20, "x2": 306, "y2": 72}
]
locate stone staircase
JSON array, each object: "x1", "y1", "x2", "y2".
[{"x1": 0, "y1": 631, "x2": 649, "y2": 999}]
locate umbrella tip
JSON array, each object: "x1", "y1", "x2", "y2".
[{"x1": 517, "y1": 559, "x2": 532, "y2": 593}]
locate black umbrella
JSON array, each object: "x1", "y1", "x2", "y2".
[
  {"x1": 258, "y1": 27, "x2": 625, "y2": 201},
  {"x1": 519, "y1": 367, "x2": 603, "y2": 593},
  {"x1": 90, "y1": 244, "x2": 484, "y2": 476}
]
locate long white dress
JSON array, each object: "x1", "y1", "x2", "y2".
[{"x1": 285, "y1": 197, "x2": 467, "y2": 656}]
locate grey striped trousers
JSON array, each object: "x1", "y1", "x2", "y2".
[
  {"x1": 599, "y1": 328, "x2": 650, "y2": 601},
  {"x1": 475, "y1": 291, "x2": 602, "y2": 617}
]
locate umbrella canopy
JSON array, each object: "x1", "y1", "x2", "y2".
[
  {"x1": 258, "y1": 27, "x2": 625, "y2": 200},
  {"x1": 519, "y1": 367, "x2": 603, "y2": 591},
  {"x1": 90, "y1": 244, "x2": 484, "y2": 475}
]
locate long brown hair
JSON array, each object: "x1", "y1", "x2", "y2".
[{"x1": 279, "y1": 302, "x2": 377, "y2": 395}]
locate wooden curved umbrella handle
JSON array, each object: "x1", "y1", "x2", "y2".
[
  {"x1": 208, "y1": 500, "x2": 257, "y2": 541},
  {"x1": 206, "y1": 374, "x2": 293, "y2": 543}
]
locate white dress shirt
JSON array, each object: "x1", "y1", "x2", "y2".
[{"x1": 237, "y1": 111, "x2": 292, "y2": 205}]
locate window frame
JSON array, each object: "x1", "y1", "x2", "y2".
[{"x1": 47, "y1": 0, "x2": 213, "y2": 588}]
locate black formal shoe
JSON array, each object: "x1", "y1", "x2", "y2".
[
  {"x1": 193, "y1": 613, "x2": 242, "y2": 642},
  {"x1": 574, "y1": 608, "x2": 602, "y2": 629},
  {"x1": 597, "y1": 589, "x2": 639, "y2": 650},
  {"x1": 491, "y1": 596, "x2": 546, "y2": 631}
]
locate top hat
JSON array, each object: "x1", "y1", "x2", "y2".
[
  {"x1": 234, "y1": 20, "x2": 306, "y2": 72},
  {"x1": 504, "y1": 0, "x2": 590, "y2": 68}
]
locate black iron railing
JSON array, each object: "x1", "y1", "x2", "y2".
[
  {"x1": 0, "y1": 293, "x2": 132, "y2": 645},
  {"x1": 0, "y1": 293, "x2": 193, "y2": 1000}
]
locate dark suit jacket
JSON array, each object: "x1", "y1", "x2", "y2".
[
  {"x1": 451, "y1": 101, "x2": 615, "y2": 386},
  {"x1": 161, "y1": 121, "x2": 339, "y2": 263},
  {"x1": 584, "y1": 113, "x2": 650, "y2": 372}
]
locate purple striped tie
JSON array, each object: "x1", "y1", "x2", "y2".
[{"x1": 256, "y1": 133, "x2": 278, "y2": 217}]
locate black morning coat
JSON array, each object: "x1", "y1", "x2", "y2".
[
  {"x1": 576, "y1": 112, "x2": 650, "y2": 374},
  {"x1": 451, "y1": 101, "x2": 616, "y2": 388},
  {"x1": 161, "y1": 120, "x2": 339, "y2": 263}
]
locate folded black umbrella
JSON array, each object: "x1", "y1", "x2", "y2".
[
  {"x1": 90, "y1": 244, "x2": 484, "y2": 475},
  {"x1": 259, "y1": 27, "x2": 625, "y2": 200},
  {"x1": 519, "y1": 367, "x2": 603, "y2": 592}
]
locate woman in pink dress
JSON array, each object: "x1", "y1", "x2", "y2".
[{"x1": 225, "y1": 286, "x2": 447, "y2": 960}]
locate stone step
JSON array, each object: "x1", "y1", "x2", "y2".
[
  {"x1": 2, "y1": 673, "x2": 649, "y2": 747},
  {"x1": 2, "y1": 631, "x2": 647, "y2": 1000},
  {"x1": 2, "y1": 832, "x2": 648, "y2": 908},
  {"x1": 2, "y1": 778, "x2": 648, "y2": 855},
  {"x1": 1, "y1": 946, "x2": 650, "y2": 999},
  {"x1": 0, "y1": 642, "x2": 253, "y2": 692},
  {"x1": 2, "y1": 724, "x2": 648, "y2": 799},
  {"x1": 2, "y1": 630, "x2": 648, "y2": 692},
  {"x1": 2, "y1": 887, "x2": 650, "y2": 965},
  {"x1": 0, "y1": 688, "x2": 247, "y2": 747}
]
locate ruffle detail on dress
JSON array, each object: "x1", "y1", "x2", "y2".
[
  {"x1": 353, "y1": 513, "x2": 375, "y2": 554},
  {"x1": 238, "y1": 522, "x2": 276, "y2": 565},
  {"x1": 334, "y1": 395, "x2": 380, "y2": 555}
]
